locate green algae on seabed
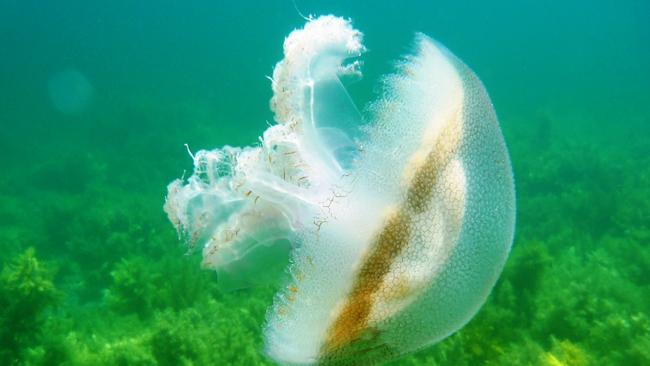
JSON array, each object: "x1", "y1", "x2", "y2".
[
  {"x1": 0, "y1": 1, "x2": 649, "y2": 365},
  {"x1": 0, "y1": 248, "x2": 59, "y2": 364},
  {"x1": 0, "y1": 105, "x2": 648, "y2": 365}
]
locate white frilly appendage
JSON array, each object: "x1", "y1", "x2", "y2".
[{"x1": 163, "y1": 15, "x2": 364, "y2": 282}]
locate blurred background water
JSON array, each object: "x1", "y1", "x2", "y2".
[{"x1": 0, "y1": 1, "x2": 648, "y2": 365}]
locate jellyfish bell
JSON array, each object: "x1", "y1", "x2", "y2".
[{"x1": 164, "y1": 15, "x2": 515, "y2": 366}]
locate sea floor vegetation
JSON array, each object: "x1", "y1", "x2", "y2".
[{"x1": 0, "y1": 95, "x2": 648, "y2": 365}]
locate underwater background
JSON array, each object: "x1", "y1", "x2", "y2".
[{"x1": 1, "y1": 0, "x2": 648, "y2": 365}]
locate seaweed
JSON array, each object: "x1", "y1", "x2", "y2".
[
  {"x1": 0, "y1": 248, "x2": 60, "y2": 365},
  {"x1": 1, "y1": 60, "x2": 649, "y2": 366}
]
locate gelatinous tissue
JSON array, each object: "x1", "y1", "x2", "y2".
[{"x1": 164, "y1": 15, "x2": 515, "y2": 366}]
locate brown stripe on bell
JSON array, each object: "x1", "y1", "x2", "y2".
[{"x1": 321, "y1": 104, "x2": 466, "y2": 361}]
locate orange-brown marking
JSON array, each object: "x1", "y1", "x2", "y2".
[
  {"x1": 324, "y1": 211, "x2": 412, "y2": 352},
  {"x1": 321, "y1": 106, "x2": 464, "y2": 359}
]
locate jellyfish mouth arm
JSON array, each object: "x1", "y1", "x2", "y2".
[
  {"x1": 271, "y1": 15, "x2": 366, "y2": 180},
  {"x1": 164, "y1": 16, "x2": 369, "y2": 278},
  {"x1": 163, "y1": 139, "x2": 323, "y2": 267}
]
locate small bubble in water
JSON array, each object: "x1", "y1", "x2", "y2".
[{"x1": 48, "y1": 68, "x2": 93, "y2": 114}]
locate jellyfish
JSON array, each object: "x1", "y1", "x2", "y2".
[{"x1": 164, "y1": 15, "x2": 515, "y2": 365}]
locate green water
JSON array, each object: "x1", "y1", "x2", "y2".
[{"x1": 1, "y1": 1, "x2": 648, "y2": 365}]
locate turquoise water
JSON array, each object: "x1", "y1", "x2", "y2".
[{"x1": 1, "y1": 1, "x2": 648, "y2": 365}]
